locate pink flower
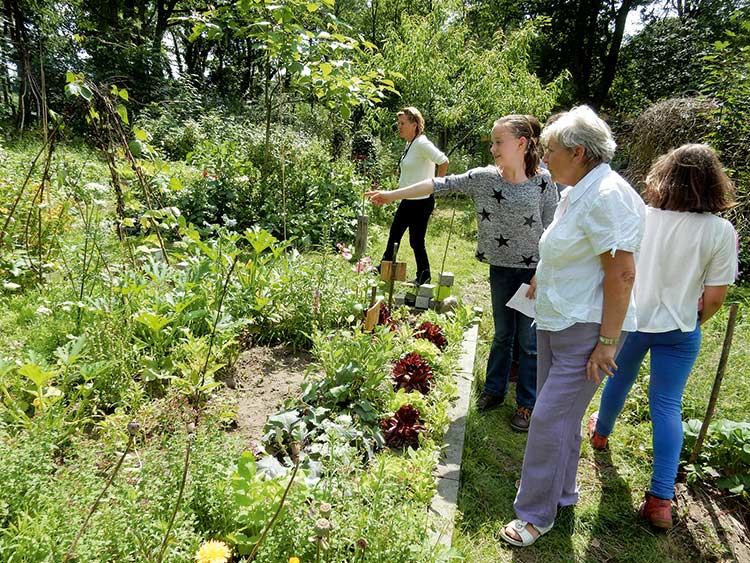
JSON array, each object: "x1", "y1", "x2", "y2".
[
  {"x1": 336, "y1": 243, "x2": 352, "y2": 260},
  {"x1": 354, "y1": 257, "x2": 372, "y2": 274}
]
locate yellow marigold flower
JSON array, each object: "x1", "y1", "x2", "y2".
[
  {"x1": 289, "y1": 558, "x2": 301, "y2": 563},
  {"x1": 195, "y1": 539, "x2": 231, "y2": 563}
]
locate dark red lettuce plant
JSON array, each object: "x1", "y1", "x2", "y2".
[
  {"x1": 414, "y1": 321, "x2": 447, "y2": 350},
  {"x1": 392, "y1": 353, "x2": 433, "y2": 394},
  {"x1": 378, "y1": 303, "x2": 396, "y2": 329},
  {"x1": 381, "y1": 404, "x2": 426, "y2": 450}
]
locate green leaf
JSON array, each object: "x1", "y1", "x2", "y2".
[
  {"x1": 236, "y1": 452, "x2": 257, "y2": 481},
  {"x1": 306, "y1": 3, "x2": 319, "y2": 11},
  {"x1": 80, "y1": 84, "x2": 93, "y2": 101},
  {"x1": 116, "y1": 104, "x2": 129, "y2": 124},
  {"x1": 65, "y1": 71, "x2": 76, "y2": 83},
  {"x1": 64, "y1": 82, "x2": 80, "y2": 98},
  {"x1": 169, "y1": 177, "x2": 182, "y2": 191},
  {"x1": 135, "y1": 311, "x2": 171, "y2": 332},
  {"x1": 266, "y1": 409, "x2": 301, "y2": 432},
  {"x1": 18, "y1": 363, "x2": 55, "y2": 387},
  {"x1": 119, "y1": 89, "x2": 129, "y2": 101},
  {"x1": 133, "y1": 128, "x2": 148, "y2": 141}
]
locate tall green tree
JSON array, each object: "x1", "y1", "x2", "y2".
[
  {"x1": 372, "y1": 11, "x2": 565, "y2": 154},
  {"x1": 191, "y1": 0, "x2": 398, "y2": 172},
  {"x1": 609, "y1": 0, "x2": 748, "y2": 114},
  {"x1": 462, "y1": 0, "x2": 649, "y2": 107}
]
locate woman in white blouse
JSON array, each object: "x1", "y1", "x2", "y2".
[
  {"x1": 500, "y1": 106, "x2": 646, "y2": 547},
  {"x1": 380, "y1": 107, "x2": 449, "y2": 285},
  {"x1": 589, "y1": 144, "x2": 737, "y2": 529}
]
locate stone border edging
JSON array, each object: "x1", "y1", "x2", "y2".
[{"x1": 429, "y1": 321, "x2": 479, "y2": 548}]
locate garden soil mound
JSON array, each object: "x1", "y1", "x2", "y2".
[{"x1": 229, "y1": 345, "x2": 313, "y2": 442}]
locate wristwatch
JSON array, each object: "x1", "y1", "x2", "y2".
[{"x1": 598, "y1": 335, "x2": 619, "y2": 346}]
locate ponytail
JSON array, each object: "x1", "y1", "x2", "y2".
[{"x1": 495, "y1": 114, "x2": 542, "y2": 178}]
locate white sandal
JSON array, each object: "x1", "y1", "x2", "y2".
[{"x1": 499, "y1": 519, "x2": 554, "y2": 547}]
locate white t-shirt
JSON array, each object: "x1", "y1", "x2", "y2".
[
  {"x1": 399, "y1": 134, "x2": 448, "y2": 200},
  {"x1": 634, "y1": 207, "x2": 737, "y2": 333},
  {"x1": 535, "y1": 163, "x2": 646, "y2": 332}
]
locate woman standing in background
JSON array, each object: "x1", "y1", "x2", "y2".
[{"x1": 379, "y1": 107, "x2": 449, "y2": 285}]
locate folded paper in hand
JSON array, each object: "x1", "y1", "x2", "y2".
[{"x1": 505, "y1": 283, "x2": 535, "y2": 319}]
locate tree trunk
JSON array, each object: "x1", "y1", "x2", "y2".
[
  {"x1": 4, "y1": 0, "x2": 40, "y2": 130},
  {"x1": 594, "y1": 0, "x2": 636, "y2": 107}
]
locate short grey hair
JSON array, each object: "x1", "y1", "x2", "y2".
[{"x1": 541, "y1": 105, "x2": 616, "y2": 164}]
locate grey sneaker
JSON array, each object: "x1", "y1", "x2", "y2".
[
  {"x1": 477, "y1": 392, "x2": 504, "y2": 411},
  {"x1": 510, "y1": 406, "x2": 532, "y2": 432}
]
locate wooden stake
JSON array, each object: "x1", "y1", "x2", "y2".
[
  {"x1": 688, "y1": 303, "x2": 739, "y2": 465},
  {"x1": 355, "y1": 214, "x2": 369, "y2": 259},
  {"x1": 388, "y1": 243, "x2": 399, "y2": 308},
  {"x1": 364, "y1": 300, "x2": 382, "y2": 332}
]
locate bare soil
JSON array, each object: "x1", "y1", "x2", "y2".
[
  {"x1": 674, "y1": 483, "x2": 750, "y2": 562},
  {"x1": 226, "y1": 345, "x2": 315, "y2": 442}
]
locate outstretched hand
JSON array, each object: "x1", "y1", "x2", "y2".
[{"x1": 364, "y1": 190, "x2": 391, "y2": 206}]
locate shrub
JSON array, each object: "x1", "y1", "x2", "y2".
[{"x1": 161, "y1": 118, "x2": 366, "y2": 248}]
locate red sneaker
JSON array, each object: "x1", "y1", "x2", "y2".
[
  {"x1": 588, "y1": 411, "x2": 608, "y2": 450},
  {"x1": 639, "y1": 492, "x2": 673, "y2": 529}
]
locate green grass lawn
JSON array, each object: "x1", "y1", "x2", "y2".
[{"x1": 368, "y1": 196, "x2": 749, "y2": 562}]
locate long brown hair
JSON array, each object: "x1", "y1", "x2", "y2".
[
  {"x1": 494, "y1": 114, "x2": 541, "y2": 178},
  {"x1": 643, "y1": 144, "x2": 736, "y2": 212}
]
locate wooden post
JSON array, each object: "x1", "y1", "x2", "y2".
[
  {"x1": 688, "y1": 303, "x2": 739, "y2": 464},
  {"x1": 355, "y1": 214, "x2": 368, "y2": 259},
  {"x1": 364, "y1": 300, "x2": 382, "y2": 332},
  {"x1": 387, "y1": 243, "x2": 399, "y2": 309}
]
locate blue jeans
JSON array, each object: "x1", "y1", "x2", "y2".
[
  {"x1": 595, "y1": 325, "x2": 702, "y2": 499},
  {"x1": 485, "y1": 265, "x2": 537, "y2": 408}
]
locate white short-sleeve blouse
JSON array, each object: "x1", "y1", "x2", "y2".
[
  {"x1": 535, "y1": 163, "x2": 646, "y2": 332},
  {"x1": 634, "y1": 208, "x2": 737, "y2": 333}
]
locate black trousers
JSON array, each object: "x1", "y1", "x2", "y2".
[{"x1": 382, "y1": 195, "x2": 434, "y2": 284}]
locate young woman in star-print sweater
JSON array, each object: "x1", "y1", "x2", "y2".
[{"x1": 367, "y1": 114, "x2": 557, "y2": 431}]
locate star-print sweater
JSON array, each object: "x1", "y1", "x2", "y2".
[{"x1": 433, "y1": 166, "x2": 557, "y2": 269}]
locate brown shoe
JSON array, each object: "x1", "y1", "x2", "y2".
[
  {"x1": 510, "y1": 406, "x2": 532, "y2": 432},
  {"x1": 477, "y1": 392, "x2": 504, "y2": 411},
  {"x1": 639, "y1": 492, "x2": 673, "y2": 529},
  {"x1": 588, "y1": 411, "x2": 608, "y2": 450}
]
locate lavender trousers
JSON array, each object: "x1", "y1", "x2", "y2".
[{"x1": 513, "y1": 323, "x2": 625, "y2": 527}]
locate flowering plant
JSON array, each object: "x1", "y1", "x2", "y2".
[
  {"x1": 381, "y1": 404, "x2": 426, "y2": 449},
  {"x1": 353, "y1": 256, "x2": 373, "y2": 273},
  {"x1": 392, "y1": 353, "x2": 434, "y2": 394},
  {"x1": 194, "y1": 539, "x2": 231, "y2": 563},
  {"x1": 336, "y1": 242, "x2": 352, "y2": 260},
  {"x1": 376, "y1": 303, "x2": 401, "y2": 331}
]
